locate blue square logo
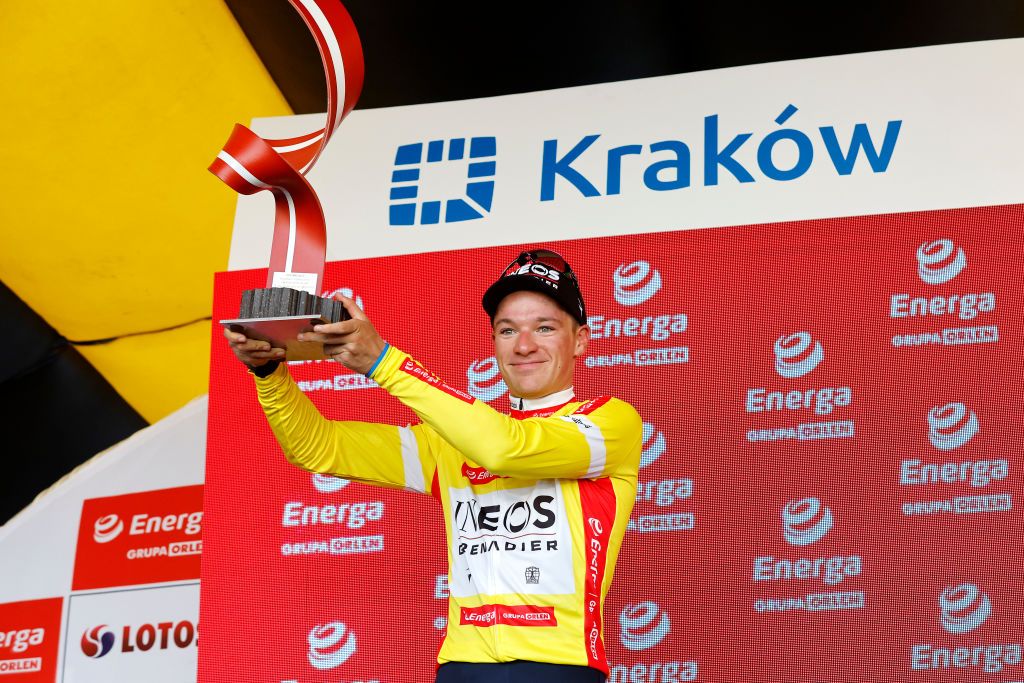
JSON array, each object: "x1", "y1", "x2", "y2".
[{"x1": 389, "y1": 137, "x2": 496, "y2": 226}]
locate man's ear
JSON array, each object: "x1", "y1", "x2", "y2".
[{"x1": 574, "y1": 325, "x2": 591, "y2": 357}]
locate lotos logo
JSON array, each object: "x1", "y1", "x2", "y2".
[
  {"x1": 466, "y1": 357, "x2": 508, "y2": 402},
  {"x1": 939, "y1": 584, "x2": 992, "y2": 634},
  {"x1": 389, "y1": 137, "x2": 496, "y2": 226},
  {"x1": 619, "y1": 602, "x2": 671, "y2": 651},
  {"x1": 928, "y1": 402, "x2": 980, "y2": 451},
  {"x1": 773, "y1": 332, "x2": 824, "y2": 378},
  {"x1": 613, "y1": 261, "x2": 662, "y2": 306},
  {"x1": 92, "y1": 514, "x2": 124, "y2": 544},
  {"x1": 312, "y1": 473, "x2": 350, "y2": 494},
  {"x1": 781, "y1": 497, "x2": 833, "y2": 546},
  {"x1": 640, "y1": 422, "x2": 666, "y2": 468},
  {"x1": 321, "y1": 287, "x2": 363, "y2": 310},
  {"x1": 307, "y1": 621, "x2": 357, "y2": 670},
  {"x1": 917, "y1": 239, "x2": 966, "y2": 285},
  {"x1": 81, "y1": 625, "x2": 115, "y2": 658}
]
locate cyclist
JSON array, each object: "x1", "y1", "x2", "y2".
[{"x1": 225, "y1": 249, "x2": 642, "y2": 683}]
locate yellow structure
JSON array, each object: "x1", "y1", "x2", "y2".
[{"x1": 0, "y1": 1, "x2": 291, "y2": 421}]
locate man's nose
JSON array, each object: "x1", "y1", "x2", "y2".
[{"x1": 514, "y1": 330, "x2": 538, "y2": 354}]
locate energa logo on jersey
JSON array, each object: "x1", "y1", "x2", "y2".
[
  {"x1": 613, "y1": 261, "x2": 662, "y2": 306},
  {"x1": 940, "y1": 583, "x2": 992, "y2": 634},
  {"x1": 774, "y1": 332, "x2": 824, "y2": 378},
  {"x1": 93, "y1": 514, "x2": 124, "y2": 543},
  {"x1": 619, "y1": 602, "x2": 671, "y2": 651},
  {"x1": 917, "y1": 239, "x2": 966, "y2": 284},
  {"x1": 927, "y1": 402, "x2": 979, "y2": 451},
  {"x1": 782, "y1": 497, "x2": 833, "y2": 546},
  {"x1": 466, "y1": 357, "x2": 508, "y2": 402},
  {"x1": 312, "y1": 473, "x2": 350, "y2": 494},
  {"x1": 307, "y1": 621, "x2": 357, "y2": 670},
  {"x1": 389, "y1": 137, "x2": 496, "y2": 226}
]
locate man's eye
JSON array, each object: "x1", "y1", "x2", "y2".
[
  {"x1": 538, "y1": 326, "x2": 554, "y2": 333},
  {"x1": 499, "y1": 328, "x2": 516, "y2": 336}
]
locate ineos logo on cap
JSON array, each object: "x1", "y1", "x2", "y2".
[
  {"x1": 781, "y1": 497, "x2": 833, "y2": 546},
  {"x1": 613, "y1": 261, "x2": 662, "y2": 306},
  {"x1": 917, "y1": 239, "x2": 967, "y2": 285},
  {"x1": 93, "y1": 514, "x2": 124, "y2": 544},
  {"x1": 307, "y1": 621, "x2": 356, "y2": 670}
]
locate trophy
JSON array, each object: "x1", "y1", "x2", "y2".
[{"x1": 211, "y1": 0, "x2": 365, "y2": 361}]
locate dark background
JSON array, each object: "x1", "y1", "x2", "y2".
[{"x1": 4, "y1": 0, "x2": 1023, "y2": 524}]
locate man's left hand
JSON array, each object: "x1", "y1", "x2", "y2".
[{"x1": 297, "y1": 295, "x2": 386, "y2": 375}]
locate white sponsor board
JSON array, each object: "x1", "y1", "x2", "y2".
[
  {"x1": 230, "y1": 40, "x2": 1024, "y2": 270},
  {"x1": 62, "y1": 583, "x2": 199, "y2": 683}
]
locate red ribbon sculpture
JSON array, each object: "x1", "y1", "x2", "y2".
[{"x1": 209, "y1": 0, "x2": 364, "y2": 296}]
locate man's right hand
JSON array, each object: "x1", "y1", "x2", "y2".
[{"x1": 223, "y1": 327, "x2": 286, "y2": 367}]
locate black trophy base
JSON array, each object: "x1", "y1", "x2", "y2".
[{"x1": 220, "y1": 287, "x2": 350, "y2": 361}]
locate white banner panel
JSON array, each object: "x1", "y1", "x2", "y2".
[
  {"x1": 0, "y1": 397, "x2": 207, "y2": 603},
  {"x1": 62, "y1": 583, "x2": 199, "y2": 683},
  {"x1": 229, "y1": 39, "x2": 1024, "y2": 269}
]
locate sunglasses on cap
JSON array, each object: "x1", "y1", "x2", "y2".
[{"x1": 501, "y1": 249, "x2": 579, "y2": 283}]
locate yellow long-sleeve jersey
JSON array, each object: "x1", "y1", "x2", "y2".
[{"x1": 254, "y1": 345, "x2": 642, "y2": 676}]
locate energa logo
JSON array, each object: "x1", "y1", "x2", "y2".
[
  {"x1": 321, "y1": 287, "x2": 363, "y2": 310},
  {"x1": 640, "y1": 422, "x2": 666, "y2": 468},
  {"x1": 312, "y1": 473, "x2": 350, "y2": 494},
  {"x1": 927, "y1": 402, "x2": 979, "y2": 451},
  {"x1": 466, "y1": 357, "x2": 508, "y2": 402},
  {"x1": 389, "y1": 137, "x2": 496, "y2": 226},
  {"x1": 613, "y1": 260, "x2": 662, "y2": 306},
  {"x1": 773, "y1": 332, "x2": 824, "y2": 378},
  {"x1": 307, "y1": 621, "x2": 357, "y2": 670},
  {"x1": 619, "y1": 601, "x2": 671, "y2": 651},
  {"x1": 93, "y1": 514, "x2": 124, "y2": 544},
  {"x1": 939, "y1": 584, "x2": 992, "y2": 634},
  {"x1": 917, "y1": 239, "x2": 966, "y2": 285},
  {"x1": 781, "y1": 497, "x2": 833, "y2": 546}
]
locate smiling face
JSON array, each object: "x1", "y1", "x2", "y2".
[{"x1": 491, "y1": 290, "x2": 590, "y2": 399}]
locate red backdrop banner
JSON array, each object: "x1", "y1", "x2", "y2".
[{"x1": 200, "y1": 204, "x2": 1023, "y2": 683}]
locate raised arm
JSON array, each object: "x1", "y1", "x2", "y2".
[
  {"x1": 251, "y1": 366, "x2": 437, "y2": 493},
  {"x1": 292, "y1": 296, "x2": 642, "y2": 481},
  {"x1": 224, "y1": 326, "x2": 436, "y2": 493}
]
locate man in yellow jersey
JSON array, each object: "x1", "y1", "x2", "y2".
[{"x1": 225, "y1": 249, "x2": 642, "y2": 683}]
